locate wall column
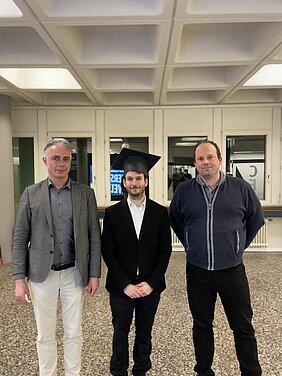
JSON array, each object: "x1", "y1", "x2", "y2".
[{"x1": 0, "y1": 95, "x2": 14, "y2": 263}]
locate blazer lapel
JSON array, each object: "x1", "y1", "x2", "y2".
[
  {"x1": 138, "y1": 199, "x2": 153, "y2": 242},
  {"x1": 120, "y1": 199, "x2": 138, "y2": 240},
  {"x1": 40, "y1": 179, "x2": 53, "y2": 231}
]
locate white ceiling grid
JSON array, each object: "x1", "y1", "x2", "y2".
[{"x1": 1, "y1": 0, "x2": 282, "y2": 106}]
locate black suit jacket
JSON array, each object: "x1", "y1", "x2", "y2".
[{"x1": 101, "y1": 198, "x2": 172, "y2": 295}]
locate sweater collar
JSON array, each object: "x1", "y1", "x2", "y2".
[{"x1": 196, "y1": 171, "x2": 226, "y2": 188}]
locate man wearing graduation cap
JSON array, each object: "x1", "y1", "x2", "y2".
[{"x1": 102, "y1": 148, "x2": 172, "y2": 376}]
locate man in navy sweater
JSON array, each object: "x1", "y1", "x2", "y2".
[{"x1": 170, "y1": 140, "x2": 264, "y2": 376}]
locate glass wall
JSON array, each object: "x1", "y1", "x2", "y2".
[
  {"x1": 13, "y1": 136, "x2": 93, "y2": 217},
  {"x1": 226, "y1": 135, "x2": 266, "y2": 200},
  {"x1": 167, "y1": 136, "x2": 207, "y2": 200},
  {"x1": 13, "y1": 137, "x2": 35, "y2": 216},
  {"x1": 109, "y1": 137, "x2": 148, "y2": 201},
  {"x1": 54, "y1": 137, "x2": 92, "y2": 186}
]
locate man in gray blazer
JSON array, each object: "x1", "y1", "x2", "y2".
[{"x1": 12, "y1": 138, "x2": 101, "y2": 376}]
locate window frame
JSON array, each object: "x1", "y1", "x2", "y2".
[
  {"x1": 105, "y1": 133, "x2": 153, "y2": 205},
  {"x1": 165, "y1": 132, "x2": 211, "y2": 205},
  {"x1": 48, "y1": 133, "x2": 95, "y2": 188},
  {"x1": 222, "y1": 130, "x2": 271, "y2": 205}
]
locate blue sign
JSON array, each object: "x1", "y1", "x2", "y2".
[{"x1": 111, "y1": 169, "x2": 124, "y2": 196}]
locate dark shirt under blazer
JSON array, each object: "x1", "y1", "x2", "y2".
[{"x1": 49, "y1": 180, "x2": 75, "y2": 266}]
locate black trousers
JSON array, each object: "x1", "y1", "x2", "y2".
[
  {"x1": 186, "y1": 263, "x2": 262, "y2": 376},
  {"x1": 109, "y1": 291, "x2": 160, "y2": 376}
]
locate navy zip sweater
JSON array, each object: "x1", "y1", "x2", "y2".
[{"x1": 169, "y1": 173, "x2": 265, "y2": 271}]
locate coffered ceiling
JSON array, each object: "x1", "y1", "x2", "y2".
[{"x1": 1, "y1": 0, "x2": 282, "y2": 107}]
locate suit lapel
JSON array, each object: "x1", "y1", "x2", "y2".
[
  {"x1": 40, "y1": 179, "x2": 53, "y2": 231},
  {"x1": 139, "y1": 199, "x2": 153, "y2": 242},
  {"x1": 120, "y1": 199, "x2": 138, "y2": 240}
]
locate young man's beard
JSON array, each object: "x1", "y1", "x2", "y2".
[{"x1": 127, "y1": 187, "x2": 145, "y2": 199}]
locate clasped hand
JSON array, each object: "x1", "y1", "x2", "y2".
[{"x1": 124, "y1": 282, "x2": 153, "y2": 299}]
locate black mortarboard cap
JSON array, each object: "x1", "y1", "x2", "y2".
[{"x1": 112, "y1": 148, "x2": 161, "y2": 175}]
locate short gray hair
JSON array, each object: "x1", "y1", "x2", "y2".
[{"x1": 43, "y1": 138, "x2": 72, "y2": 154}]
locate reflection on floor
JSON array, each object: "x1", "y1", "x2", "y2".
[{"x1": 0, "y1": 252, "x2": 281, "y2": 376}]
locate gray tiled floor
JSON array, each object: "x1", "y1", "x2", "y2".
[{"x1": 0, "y1": 252, "x2": 281, "y2": 376}]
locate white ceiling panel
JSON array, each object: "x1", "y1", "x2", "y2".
[
  {"x1": 25, "y1": 0, "x2": 173, "y2": 19},
  {"x1": 1, "y1": 0, "x2": 282, "y2": 106},
  {"x1": 52, "y1": 24, "x2": 163, "y2": 65}
]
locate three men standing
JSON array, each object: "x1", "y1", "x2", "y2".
[{"x1": 12, "y1": 138, "x2": 264, "y2": 376}]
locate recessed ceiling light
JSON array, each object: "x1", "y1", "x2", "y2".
[
  {"x1": 175, "y1": 142, "x2": 197, "y2": 147},
  {"x1": 244, "y1": 64, "x2": 282, "y2": 86},
  {"x1": 0, "y1": 68, "x2": 81, "y2": 89},
  {"x1": 180, "y1": 137, "x2": 207, "y2": 142},
  {"x1": 0, "y1": 0, "x2": 23, "y2": 17},
  {"x1": 110, "y1": 138, "x2": 124, "y2": 142}
]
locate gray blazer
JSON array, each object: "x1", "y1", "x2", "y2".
[{"x1": 12, "y1": 179, "x2": 101, "y2": 287}]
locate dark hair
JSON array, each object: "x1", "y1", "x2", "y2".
[{"x1": 193, "y1": 140, "x2": 222, "y2": 161}]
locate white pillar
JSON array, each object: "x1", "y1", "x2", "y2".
[
  {"x1": 0, "y1": 95, "x2": 14, "y2": 263},
  {"x1": 153, "y1": 108, "x2": 164, "y2": 204}
]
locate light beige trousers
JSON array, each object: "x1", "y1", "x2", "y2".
[{"x1": 29, "y1": 267, "x2": 85, "y2": 376}]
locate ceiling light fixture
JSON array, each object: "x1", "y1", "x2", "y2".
[
  {"x1": 180, "y1": 137, "x2": 207, "y2": 142},
  {"x1": 0, "y1": 68, "x2": 81, "y2": 89},
  {"x1": 244, "y1": 64, "x2": 282, "y2": 86},
  {"x1": 175, "y1": 142, "x2": 198, "y2": 147},
  {"x1": 110, "y1": 138, "x2": 124, "y2": 142},
  {"x1": 0, "y1": 0, "x2": 22, "y2": 17}
]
